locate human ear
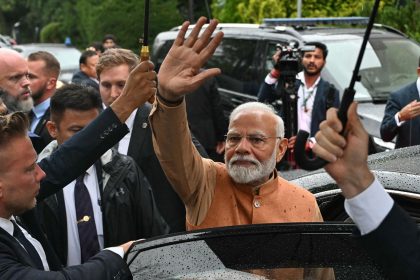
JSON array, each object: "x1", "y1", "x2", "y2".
[
  {"x1": 276, "y1": 138, "x2": 288, "y2": 162},
  {"x1": 46, "y1": 121, "x2": 58, "y2": 138},
  {"x1": 47, "y1": 78, "x2": 57, "y2": 90}
]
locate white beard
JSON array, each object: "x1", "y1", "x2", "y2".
[
  {"x1": 226, "y1": 150, "x2": 277, "y2": 185},
  {"x1": 1, "y1": 92, "x2": 33, "y2": 113}
]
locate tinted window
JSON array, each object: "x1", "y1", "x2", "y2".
[
  {"x1": 206, "y1": 38, "x2": 260, "y2": 96},
  {"x1": 128, "y1": 224, "x2": 385, "y2": 279},
  {"x1": 322, "y1": 37, "x2": 420, "y2": 102},
  {"x1": 152, "y1": 40, "x2": 173, "y2": 71}
]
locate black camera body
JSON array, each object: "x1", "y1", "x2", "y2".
[{"x1": 274, "y1": 43, "x2": 316, "y2": 77}]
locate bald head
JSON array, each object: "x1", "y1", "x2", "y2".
[
  {"x1": 0, "y1": 49, "x2": 27, "y2": 76},
  {"x1": 0, "y1": 48, "x2": 24, "y2": 60},
  {"x1": 0, "y1": 49, "x2": 33, "y2": 112}
]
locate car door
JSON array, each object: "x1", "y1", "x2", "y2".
[{"x1": 127, "y1": 223, "x2": 386, "y2": 279}]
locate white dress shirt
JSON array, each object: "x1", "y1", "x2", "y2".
[
  {"x1": 102, "y1": 102, "x2": 137, "y2": 156},
  {"x1": 264, "y1": 71, "x2": 320, "y2": 135},
  {"x1": 117, "y1": 109, "x2": 137, "y2": 155},
  {"x1": 63, "y1": 165, "x2": 104, "y2": 266},
  {"x1": 0, "y1": 216, "x2": 50, "y2": 270},
  {"x1": 296, "y1": 71, "x2": 321, "y2": 133},
  {"x1": 344, "y1": 177, "x2": 394, "y2": 235}
]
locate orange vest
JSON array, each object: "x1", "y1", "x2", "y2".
[{"x1": 187, "y1": 163, "x2": 322, "y2": 230}]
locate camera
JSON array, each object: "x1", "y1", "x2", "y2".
[{"x1": 274, "y1": 42, "x2": 316, "y2": 77}]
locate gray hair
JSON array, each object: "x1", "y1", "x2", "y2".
[{"x1": 229, "y1": 102, "x2": 284, "y2": 138}]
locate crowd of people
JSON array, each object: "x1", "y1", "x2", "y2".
[{"x1": 0, "y1": 17, "x2": 419, "y2": 279}]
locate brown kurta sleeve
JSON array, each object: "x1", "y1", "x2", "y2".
[{"x1": 149, "y1": 99, "x2": 217, "y2": 225}]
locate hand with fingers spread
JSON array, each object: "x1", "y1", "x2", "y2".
[
  {"x1": 110, "y1": 60, "x2": 157, "y2": 122},
  {"x1": 313, "y1": 102, "x2": 374, "y2": 198},
  {"x1": 157, "y1": 16, "x2": 224, "y2": 102}
]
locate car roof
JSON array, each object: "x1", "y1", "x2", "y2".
[
  {"x1": 13, "y1": 43, "x2": 79, "y2": 51},
  {"x1": 159, "y1": 19, "x2": 411, "y2": 44},
  {"x1": 13, "y1": 43, "x2": 81, "y2": 83},
  {"x1": 14, "y1": 43, "x2": 73, "y2": 47}
]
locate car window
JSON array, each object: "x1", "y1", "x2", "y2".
[
  {"x1": 371, "y1": 38, "x2": 420, "y2": 96},
  {"x1": 322, "y1": 38, "x2": 379, "y2": 101},
  {"x1": 152, "y1": 40, "x2": 173, "y2": 71},
  {"x1": 264, "y1": 42, "x2": 287, "y2": 73},
  {"x1": 48, "y1": 48, "x2": 81, "y2": 71},
  {"x1": 206, "y1": 38, "x2": 260, "y2": 96},
  {"x1": 127, "y1": 224, "x2": 385, "y2": 279},
  {"x1": 322, "y1": 37, "x2": 420, "y2": 102}
]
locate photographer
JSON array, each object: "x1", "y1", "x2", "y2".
[{"x1": 258, "y1": 42, "x2": 339, "y2": 151}]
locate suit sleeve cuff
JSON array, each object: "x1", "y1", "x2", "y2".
[
  {"x1": 104, "y1": 246, "x2": 124, "y2": 258},
  {"x1": 395, "y1": 112, "x2": 405, "y2": 126},
  {"x1": 344, "y1": 177, "x2": 394, "y2": 235}
]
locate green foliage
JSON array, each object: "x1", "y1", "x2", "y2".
[
  {"x1": 212, "y1": 0, "x2": 391, "y2": 23},
  {"x1": 379, "y1": 1, "x2": 420, "y2": 42},
  {"x1": 1, "y1": 0, "x2": 182, "y2": 50},
  {"x1": 73, "y1": 0, "x2": 182, "y2": 51},
  {"x1": 211, "y1": 0, "x2": 418, "y2": 43},
  {"x1": 40, "y1": 22, "x2": 62, "y2": 43},
  {"x1": 1, "y1": 0, "x2": 417, "y2": 48},
  {"x1": 236, "y1": 0, "x2": 292, "y2": 22},
  {"x1": 211, "y1": 0, "x2": 244, "y2": 22}
]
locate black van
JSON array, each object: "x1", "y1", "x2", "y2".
[{"x1": 152, "y1": 18, "x2": 420, "y2": 152}]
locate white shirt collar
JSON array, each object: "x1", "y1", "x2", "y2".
[
  {"x1": 85, "y1": 164, "x2": 95, "y2": 178},
  {"x1": 0, "y1": 216, "x2": 14, "y2": 236},
  {"x1": 125, "y1": 109, "x2": 137, "y2": 131},
  {"x1": 297, "y1": 71, "x2": 321, "y2": 90},
  {"x1": 33, "y1": 98, "x2": 51, "y2": 118},
  {"x1": 89, "y1": 77, "x2": 99, "y2": 84}
]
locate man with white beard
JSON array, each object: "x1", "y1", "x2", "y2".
[
  {"x1": 0, "y1": 48, "x2": 34, "y2": 113},
  {"x1": 150, "y1": 17, "x2": 323, "y2": 232}
]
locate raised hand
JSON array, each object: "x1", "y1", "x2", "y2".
[
  {"x1": 110, "y1": 60, "x2": 156, "y2": 122},
  {"x1": 157, "y1": 16, "x2": 224, "y2": 101},
  {"x1": 399, "y1": 100, "x2": 420, "y2": 122},
  {"x1": 313, "y1": 102, "x2": 374, "y2": 198}
]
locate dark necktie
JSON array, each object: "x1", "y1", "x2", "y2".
[
  {"x1": 74, "y1": 173, "x2": 100, "y2": 263},
  {"x1": 11, "y1": 220, "x2": 44, "y2": 270},
  {"x1": 27, "y1": 110, "x2": 35, "y2": 127}
]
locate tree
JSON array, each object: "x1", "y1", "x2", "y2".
[
  {"x1": 211, "y1": 0, "x2": 419, "y2": 41},
  {"x1": 75, "y1": 0, "x2": 182, "y2": 51},
  {"x1": 379, "y1": 0, "x2": 420, "y2": 41},
  {"x1": 0, "y1": 0, "x2": 183, "y2": 50}
]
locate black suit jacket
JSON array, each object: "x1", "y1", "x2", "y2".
[
  {"x1": 31, "y1": 108, "x2": 53, "y2": 154},
  {"x1": 0, "y1": 107, "x2": 132, "y2": 279},
  {"x1": 71, "y1": 71, "x2": 100, "y2": 93},
  {"x1": 185, "y1": 77, "x2": 228, "y2": 150},
  {"x1": 380, "y1": 82, "x2": 420, "y2": 148},
  {"x1": 127, "y1": 103, "x2": 207, "y2": 233},
  {"x1": 0, "y1": 227, "x2": 130, "y2": 280},
  {"x1": 360, "y1": 203, "x2": 420, "y2": 280}
]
